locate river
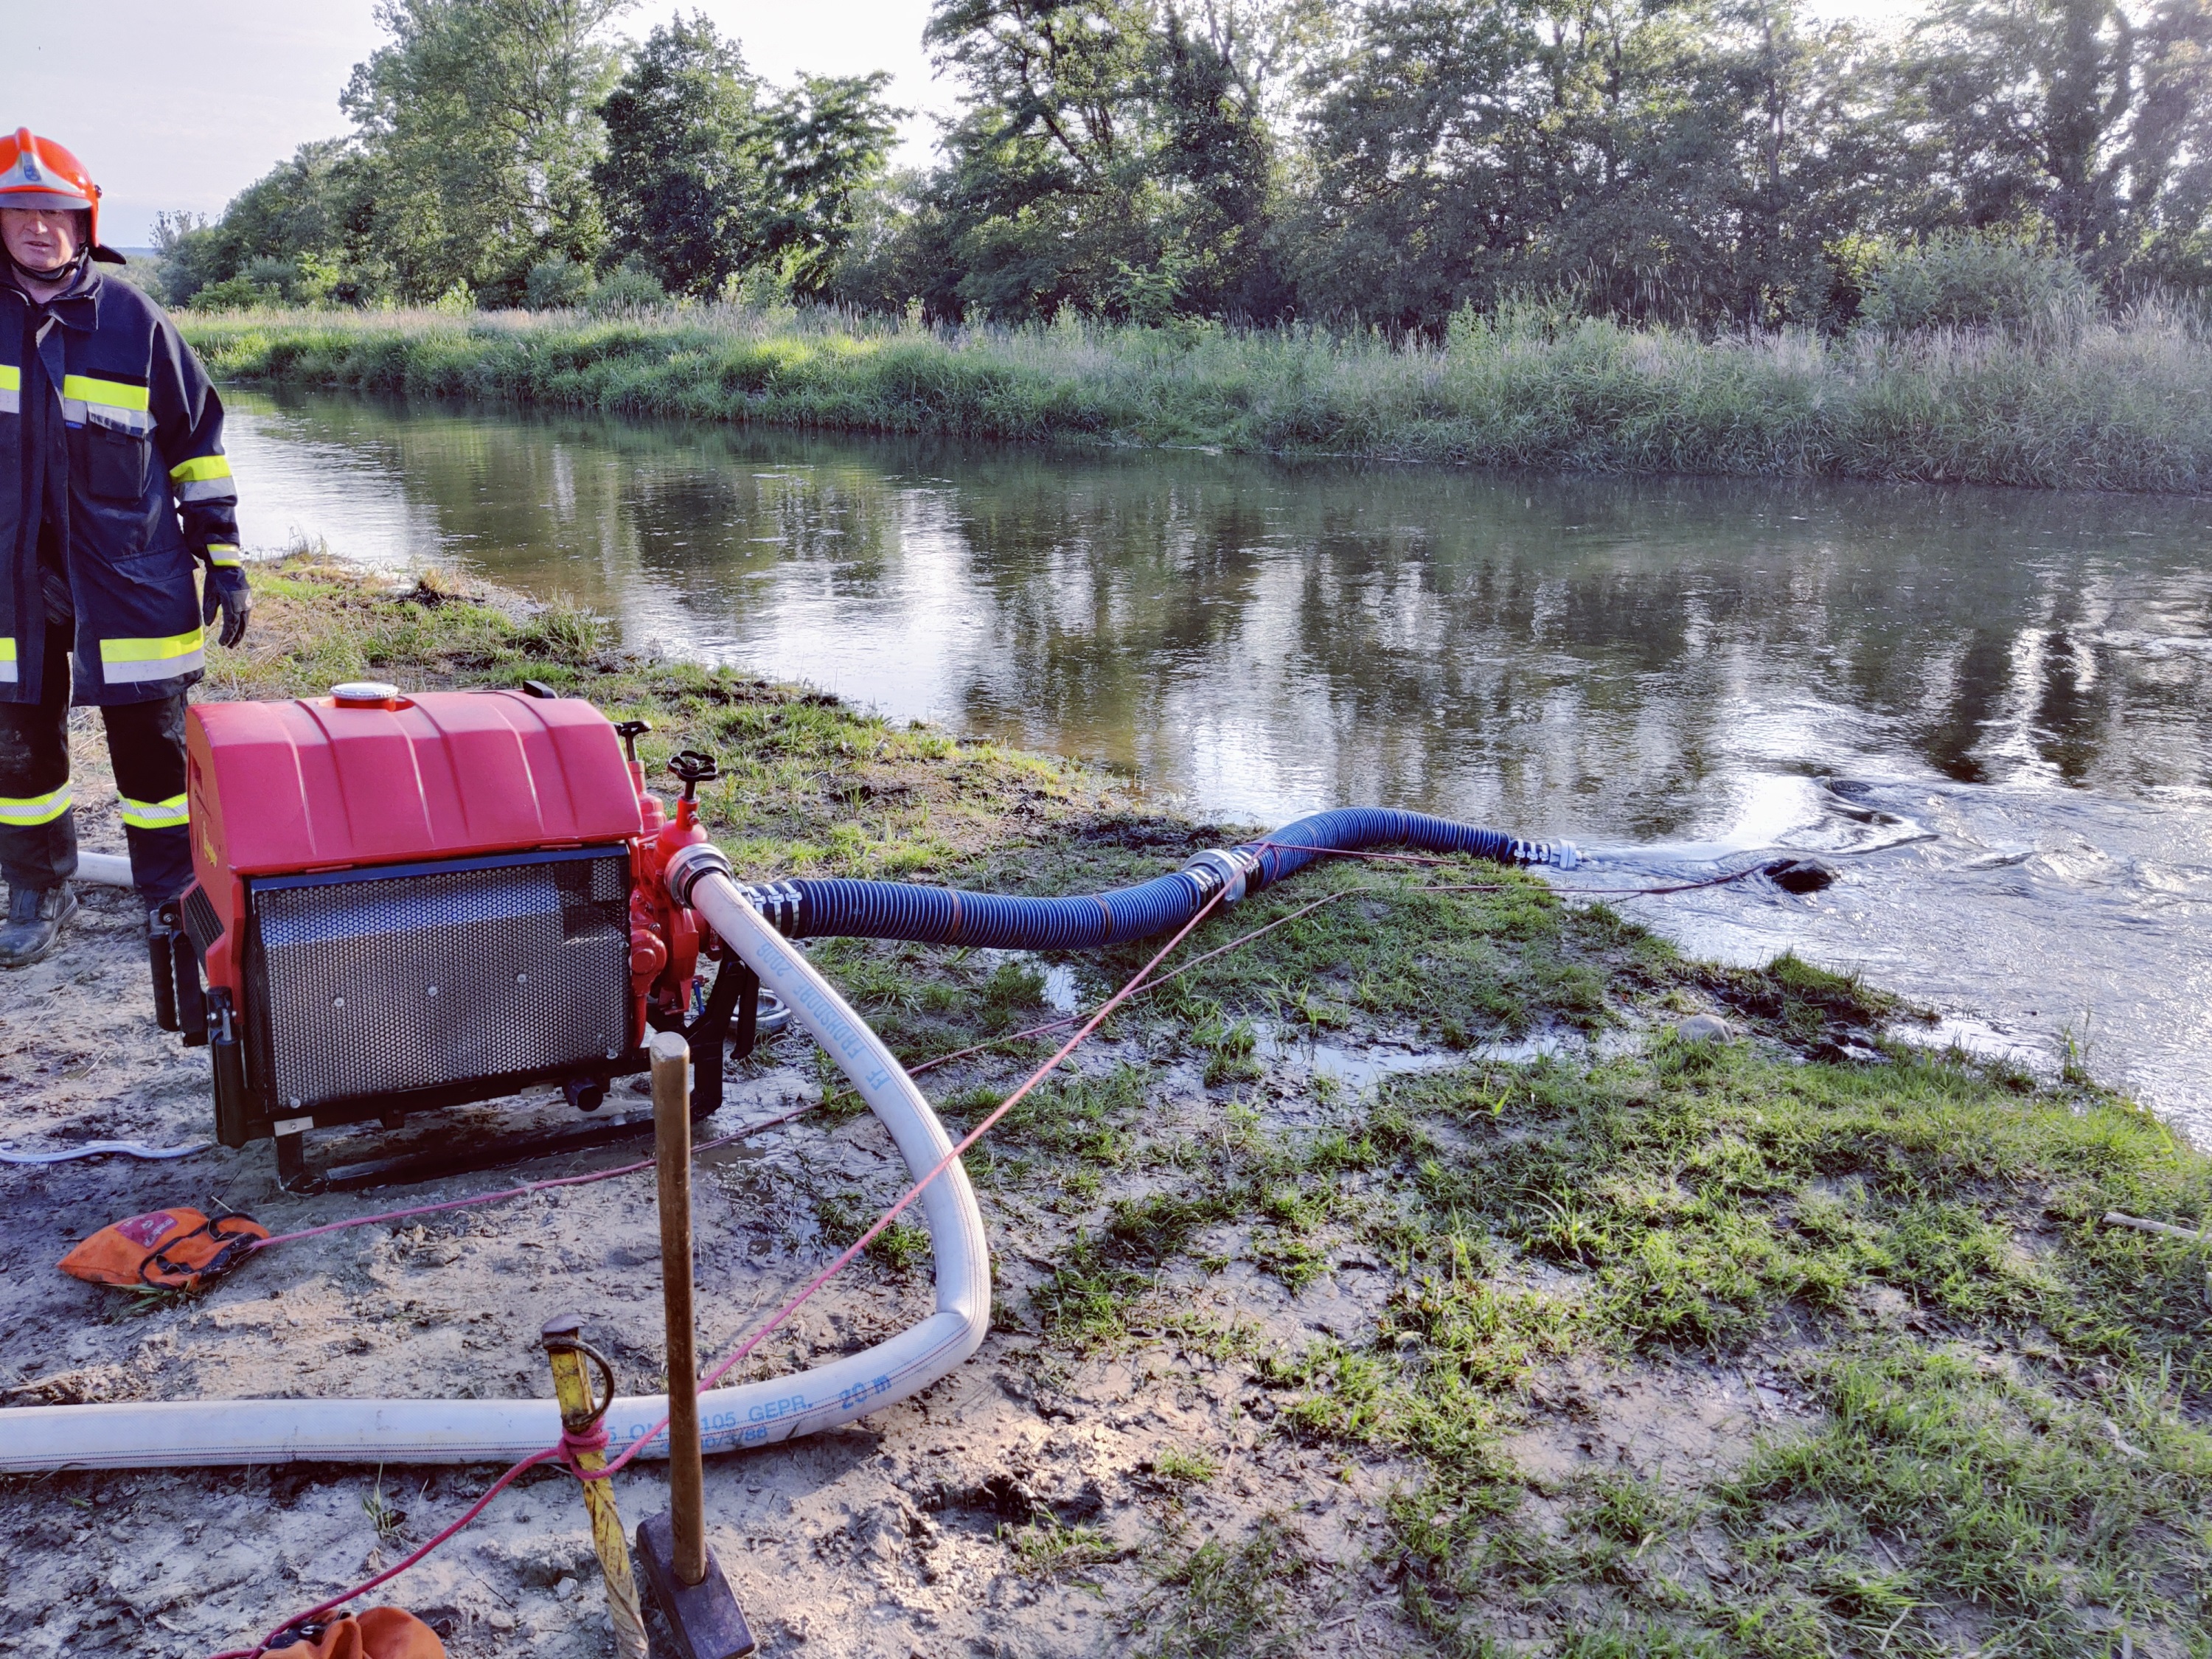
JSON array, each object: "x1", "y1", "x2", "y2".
[{"x1": 220, "y1": 389, "x2": 2212, "y2": 1138}]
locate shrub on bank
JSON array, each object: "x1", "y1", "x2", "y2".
[
  {"x1": 1858, "y1": 232, "x2": 2101, "y2": 335},
  {"x1": 181, "y1": 302, "x2": 2212, "y2": 491}
]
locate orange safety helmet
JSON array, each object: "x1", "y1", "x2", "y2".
[{"x1": 0, "y1": 127, "x2": 120, "y2": 263}]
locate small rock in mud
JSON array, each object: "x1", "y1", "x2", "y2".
[{"x1": 1674, "y1": 1015, "x2": 1734, "y2": 1044}]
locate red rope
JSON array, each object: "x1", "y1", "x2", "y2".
[{"x1": 580, "y1": 888, "x2": 1228, "y2": 1482}]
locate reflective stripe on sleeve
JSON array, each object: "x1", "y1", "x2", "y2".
[
  {"x1": 0, "y1": 636, "x2": 15, "y2": 683},
  {"x1": 173, "y1": 455, "x2": 236, "y2": 501},
  {"x1": 206, "y1": 543, "x2": 243, "y2": 568},
  {"x1": 119, "y1": 793, "x2": 189, "y2": 830},
  {"x1": 0, "y1": 364, "x2": 17, "y2": 416},
  {"x1": 99, "y1": 627, "x2": 206, "y2": 685},
  {"x1": 0, "y1": 783, "x2": 72, "y2": 827}
]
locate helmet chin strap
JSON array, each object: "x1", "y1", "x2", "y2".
[{"x1": 7, "y1": 243, "x2": 86, "y2": 288}]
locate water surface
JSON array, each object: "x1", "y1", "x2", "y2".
[{"x1": 221, "y1": 392, "x2": 2212, "y2": 1134}]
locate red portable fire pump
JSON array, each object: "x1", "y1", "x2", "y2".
[{"x1": 149, "y1": 682, "x2": 757, "y2": 1191}]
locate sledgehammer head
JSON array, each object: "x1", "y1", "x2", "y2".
[{"x1": 635, "y1": 1510, "x2": 757, "y2": 1659}]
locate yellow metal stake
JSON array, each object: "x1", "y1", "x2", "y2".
[{"x1": 542, "y1": 1315, "x2": 651, "y2": 1659}]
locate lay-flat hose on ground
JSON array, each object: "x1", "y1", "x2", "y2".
[{"x1": 0, "y1": 863, "x2": 990, "y2": 1473}]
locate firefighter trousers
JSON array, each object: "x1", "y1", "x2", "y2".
[{"x1": 0, "y1": 624, "x2": 192, "y2": 903}]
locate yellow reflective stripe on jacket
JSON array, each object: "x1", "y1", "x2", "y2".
[
  {"x1": 119, "y1": 793, "x2": 189, "y2": 830},
  {"x1": 60, "y1": 373, "x2": 154, "y2": 434},
  {"x1": 61, "y1": 374, "x2": 150, "y2": 411},
  {"x1": 0, "y1": 364, "x2": 17, "y2": 416},
  {"x1": 0, "y1": 635, "x2": 15, "y2": 684},
  {"x1": 0, "y1": 783, "x2": 73, "y2": 827},
  {"x1": 100, "y1": 627, "x2": 206, "y2": 686},
  {"x1": 206, "y1": 543, "x2": 243, "y2": 568},
  {"x1": 172, "y1": 453, "x2": 236, "y2": 501}
]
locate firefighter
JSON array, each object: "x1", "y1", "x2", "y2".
[{"x1": 1, "y1": 128, "x2": 249, "y2": 968}]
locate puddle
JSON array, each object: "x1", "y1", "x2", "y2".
[{"x1": 1042, "y1": 963, "x2": 1080, "y2": 1013}]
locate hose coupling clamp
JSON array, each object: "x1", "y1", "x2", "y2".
[
  {"x1": 1182, "y1": 846, "x2": 1261, "y2": 905},
  {"x1": 733, "y1": 879, "x2": 805, "y2": 934},
  {"x1": 664, "y1": 841, "x2": 734, "y2": 906}
]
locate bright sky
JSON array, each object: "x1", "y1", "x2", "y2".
[{"x1": 1, "y1": 0, "x2": 1920, "y2": 248}]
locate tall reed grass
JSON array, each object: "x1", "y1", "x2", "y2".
[{"x1": 180, "y1": 301, "x2": 2212, "y2": 491}]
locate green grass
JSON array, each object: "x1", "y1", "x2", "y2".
[
  {"x1": 1004, "y1": 1516, "x2": 1128, "y2": 1582},
  {"x1": 1235, "y1": 1041, "x2": 2212, "y2": 1656},
  {"x1": 182, "y1": 300, "x2": 2212, "y2": 490},
  {"x1": 1134, "y1": 1515, "x2": 1319, "y2": 1659},
  {"x1": 1712, "y1": 1346, "x2": 2212, "y2": 1657},
  {"x1": 1147, "y1": 1448, "x2": 1219, "y2": 1487}
]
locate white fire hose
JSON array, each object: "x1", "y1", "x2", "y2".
[{"x1": 0, "y1": 849, "x2": 991, "y2": 1471}]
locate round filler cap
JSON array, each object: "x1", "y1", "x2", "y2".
[{"x1": 331, "y1": 681, "x2": 402, "y2": 707}]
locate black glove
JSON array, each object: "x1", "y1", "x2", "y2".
[{"x1": 202, "y1": 566, "x2": 252, "y2": 649}]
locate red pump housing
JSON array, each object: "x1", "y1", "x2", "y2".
[{"x1": 164, "y1": 685, "x2": 732, "y2": 1186}]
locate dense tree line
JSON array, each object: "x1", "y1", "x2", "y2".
[{"x1": 160, "y1": 0, "x2": 2212, "y2": 330}]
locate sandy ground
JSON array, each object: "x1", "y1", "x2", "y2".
[{"x1": 0, "y1": 726, "x2": 1805, "y2": 1659}]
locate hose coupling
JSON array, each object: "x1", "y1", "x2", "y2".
[
  {"x1": 663, "y1": 842, "x2": 734, "y2": 907},
  {"x1": 734, "y1": 880, "x2": 806, "y2": 934},
  {"x1": 1181, "y1": 846, "x2": 1262, "y2": 905},
  {"x1": 1509, "y1": 839, "x2": 1580, "y2": 870}
]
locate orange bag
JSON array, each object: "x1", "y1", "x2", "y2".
[
  {"x1": 58, "y1": 1206, "x2": 268, "y2": 1290},
  {"x1": 265, "y1": 1610, "x2": 448, "y2": 1659}
]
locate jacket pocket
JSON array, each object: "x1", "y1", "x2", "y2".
[{"x1": 70, "y1": 422, "x2": 150, "y2": 503}]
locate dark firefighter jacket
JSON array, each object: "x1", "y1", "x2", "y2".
[{"x1": 1, "y1": 262, "x2": 243, "y2": 706}]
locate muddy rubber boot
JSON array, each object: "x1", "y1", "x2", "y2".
[{"x1": 0, "y1": 883, "x2": 78, "y2": 970}]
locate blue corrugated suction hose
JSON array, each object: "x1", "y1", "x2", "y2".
[{"x1": 730, "y1": 809, "x2": 1576, "y2": 950}]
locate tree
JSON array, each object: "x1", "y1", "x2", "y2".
[
  {"x1": 1290, "y1": 0, "x2": 1888, "y2": 326},
  {"x1": 151, "y1": 141, "x2": 385, "y2": 307},
  {"x1": 917, "y1": 0, "x2": 1295, "y2": 319},
  {"x1": 341, "y1": 0, "x2": 633, "y2": 302},
  {"x1": 594, "y1": 13, "x2": 767, "y2": 295},
  {"x1": 756, "y1": 74, "x2": 904, "y2": 295},
  {"x1": 1151, "y1": 5, "x2": 1287, "y2": 317},
  {"x1": 1891, "y1": 0, "x2": 2212, "y2": 269},
  {"x1": 922, "y1": 0, "x2": 1164, "y2": 318}
]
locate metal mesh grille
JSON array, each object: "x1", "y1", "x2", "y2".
[
  {"x1": 246, "y1": 849, "x2": 631, "y2": 1112},
  {"x1": 181, "y1": 884, "x2": 223, "y2": 958}
]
